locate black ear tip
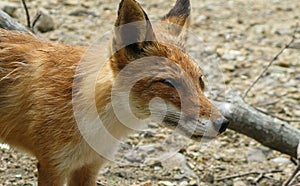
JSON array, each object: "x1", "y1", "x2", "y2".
[
  {"x1": 176, "y1": 0, "x2": 191, "y2": 9},
  {"x1": 168, "y1": 0, "x2": 191, "y2": 18},
  {"x1": 117, "y1": 0, "x2": 140, "y2": 13}
]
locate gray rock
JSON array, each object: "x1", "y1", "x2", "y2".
[
  {"x1": 138, "y1": 144, "x2": 156, "y2": 153},
  {"x1": 225, "y1": 180, "x2": 233, "y2": 186},
  {"x1": 2, "y1": 5, "x2": 17, "y2": 17},
  {"x1": 179, "y1": 181, "x2": 189, "y2": 186},
  {"x1": 202, "y1": 173, "x2": 214, "y2": 183},
  {"x1": 124, "y1": 151, "x2": 143, "y2": 163},
  {"x1": 99, "y1": 167, "x2": 109, "y2": 175},
  {"x1": 158, "y1": 181, "x2": 175, "y2": 186},
  {"x1": 0, "y1": 143, "x2": 10, "y2": 150},
  {"x1": 233, "y1": 180, "x2": 247, "y2": 186},
  {"x1": 271, "y1": 157, "x2": 290, "y2": 164},
  {"x1": 0, "y1": 2, "x2": 18, "y2": 17},
  {"x1": 222, "y1": 50, "x2": 242, "y2": 61},
  {"x1": 63, "y1": 0, "x2": 78, "y2": 6},
  {"x1": 246, "y1": 148, "x2": 266, "y2": 162},
  {"x1": 256, "y1": 146, "x2": 273, "y2": 156},
  {"x1": 254, "y1": 25, "x2": 269, "y2": 34},
  {"x1": 69, "y1": 10, "x2": 97, "y2": 17},
  {"x1": 154, "y1": 165, "x2": 162, "y2": 171},
  {"x1": 36, "y1": 10, "x2": 55, "y2": 33},
  {"x1": 162, "y1": 153, "x2": 187, "y2": 170},
  {"x1": 188, "y1": 180, "x2": 197, "y2": 185},
  {"x1": 275, "y1": 29, "x2": 293, "y2": 36}
]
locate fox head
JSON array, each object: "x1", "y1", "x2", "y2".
[{"x1": 109, "y1": 0, "x2": 229, "y2": 141}]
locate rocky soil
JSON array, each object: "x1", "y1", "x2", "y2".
[{"x1": 0, "y1": 0, "x2": 299, "y2": 185}]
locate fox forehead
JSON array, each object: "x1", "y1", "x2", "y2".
[{"x1": 142, "y1": 43, "x2": 203, "y2": 83}]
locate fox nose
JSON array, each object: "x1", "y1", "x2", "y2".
[{"x1": 213, "y1": 118, "x2": 229, "y2": 133}]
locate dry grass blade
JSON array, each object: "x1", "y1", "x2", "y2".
[
  {"x1": 21, "y1": 0, "x2": 31, "y2": 28},
  {"x1": 297, "y1": 139, "x2": 300, "y2": 160},
  {"x1": 31, "y1": 12, "x2": 42, "y2": 29},
  {"x1": 243, "y1": 23, "x2": 299, "y2": 99},
  {"x1": 215, "y1": 169, "x2": 282, "y2": 182}
]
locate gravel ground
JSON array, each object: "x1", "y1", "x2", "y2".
[{"x1": 0, "y1": 0, "x2": 299, "y2": 185}]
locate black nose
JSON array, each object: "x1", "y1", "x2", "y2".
[{"x1": 213, "y1": 118, "x2": 229, "y2": 133}]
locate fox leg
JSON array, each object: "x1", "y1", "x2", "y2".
[
  {"x1": 37, "y1": 162, "x2": 66, "y2": 186},
  {"x1": 67, "y1": 162, "x2": 102, "y2": 186}
]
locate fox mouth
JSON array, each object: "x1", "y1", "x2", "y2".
[{"x1": 162, "y1": 116, "x2": 219, "y2": 141}]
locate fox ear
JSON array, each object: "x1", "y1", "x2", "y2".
[
  {"x1": 111, "y1": 0, "x2": 156, "y2": 73},
  {"x1": 112, "y1": 0, "x2": 156, "y2": 56},
  {"x1": 161, "y1": 0, "x2": 190, "y2": 37}
]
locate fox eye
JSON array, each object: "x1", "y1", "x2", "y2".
[
  {"x1": 199, "y1": 76, "x2": 205, "y2": 89},
  {"x1": 160, "y1": 78, "x2": 175, "y2": 88}
]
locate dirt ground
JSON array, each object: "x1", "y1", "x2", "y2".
[{"x1": 0, "y1": 0, "x2": 299, "y2": 185}]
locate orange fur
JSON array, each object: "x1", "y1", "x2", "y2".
[{"x1": 0, "y1": 0, "x2": 228, "y2": 185}]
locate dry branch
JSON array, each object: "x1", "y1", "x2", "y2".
[
  {"x1": 215, "y1": 91, "x2": 300, "y2": 158},
  {"x1": 0, "y1": 10, "x2": 28, "y2": 32}
]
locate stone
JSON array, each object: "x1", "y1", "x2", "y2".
[
  {"x1": 0, "y1": 143, "x2": 10, "y2": 150},
  {"x1": 63, "y1": 0, "x2": 78, "y2": 6},
  {"x1": 202, "y1": 173, "x2": 214, "y2": 183},
  {"x1": 138, "y1": 144, "x2": 156, "y2": 153},
  {"x1": 188, "y1": 180, "x2": 197, "y2": 185},
  {"x1": 222, "y1": 50, "x2": 242, "y2": 61},
  {"x1": 1, "y1": 3, "x2": 17, "y2": 17},
  {"x1": 69, "y1": 10, "x2": 97, "y2": 17},
  {"x1": 162, "y1": 153, "x2": 187, "y2": 170},
  {"x1": 36, "y1": 10, "x2": 55, "y2": 33},
  {"x1": 179, "y1": 181, "x2": 189, "y2": 186},
  {"x1": 154, "y1": 165, "x2": 162, "y2": 171},
  {"x1": 275, "y1": 29, "x2": 293, "y2": 36},
  {"x1": 158, "y1": 181, "x2": 175, "y2": 186},
  {"x1": 233, "y1": 180, "x2": 247, "y2": 186},
  {"x1": 124, "y1": 151, "x2": 143, "y2": 163},
  {"x1": 246, "y1": 148, "x2": 266, "y2": 162},
  {"x1": 271, "y1": 157, "x2": 290, "y2": 164}
]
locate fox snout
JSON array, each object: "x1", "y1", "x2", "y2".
[{"x1": 213, "y1": 117, "x2": 229, "y2": 134}]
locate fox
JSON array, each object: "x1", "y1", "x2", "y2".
[{"x1": 0, "y1": 0, "x2": 229, "y2": 185}]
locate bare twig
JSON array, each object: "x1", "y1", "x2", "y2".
[
  {"x1": 254, "y1": 173, "x2": 282, "y2": 184},
  {"x1": 291, "y1": 157, "x2": 298, "y2": 166},
  {"x1": 21, "y1": 0, "x2": 31, "y2": 28},
  {"x1": 283, "y1": 164, "x2": 300, "y2": 186},
  {"x1": 284, "y1": 141, "x2": 300, "y2": 186},
  {"x1": 254, "y1": 107, "x2": 300, "y2": 123},
  {"x1": 297, "y1": 140, "x2": 300, "y2": 160},
  {"x1": 21, "y1": 0, "x2": 41, "y2": 33},
  {"x1": 215, "y1": 169, "x2": 282, "y2": 182},
  {"x1": 243, "y1": 23, "x2": 299, "y2": 99},
  {"x1": 263, "y1": 175, "x2": 282, "y2": 182},
  {"x1": 31, "y1": 12, "x2": 42, "y2": 30},
  {"x1": 254, "y1": 173, "x2": 264, "y2": 183}
]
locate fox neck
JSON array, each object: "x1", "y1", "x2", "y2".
[
  {"x1": 74, "y1": 62, "x2": 134, "y2": 158},
  {"x1": 94, "y1": 63, "x2": 133, "y2": 141}
]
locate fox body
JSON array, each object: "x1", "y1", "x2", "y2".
[{"x1": 0, "y1": 0, "x2": 228, "y2": 185}]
